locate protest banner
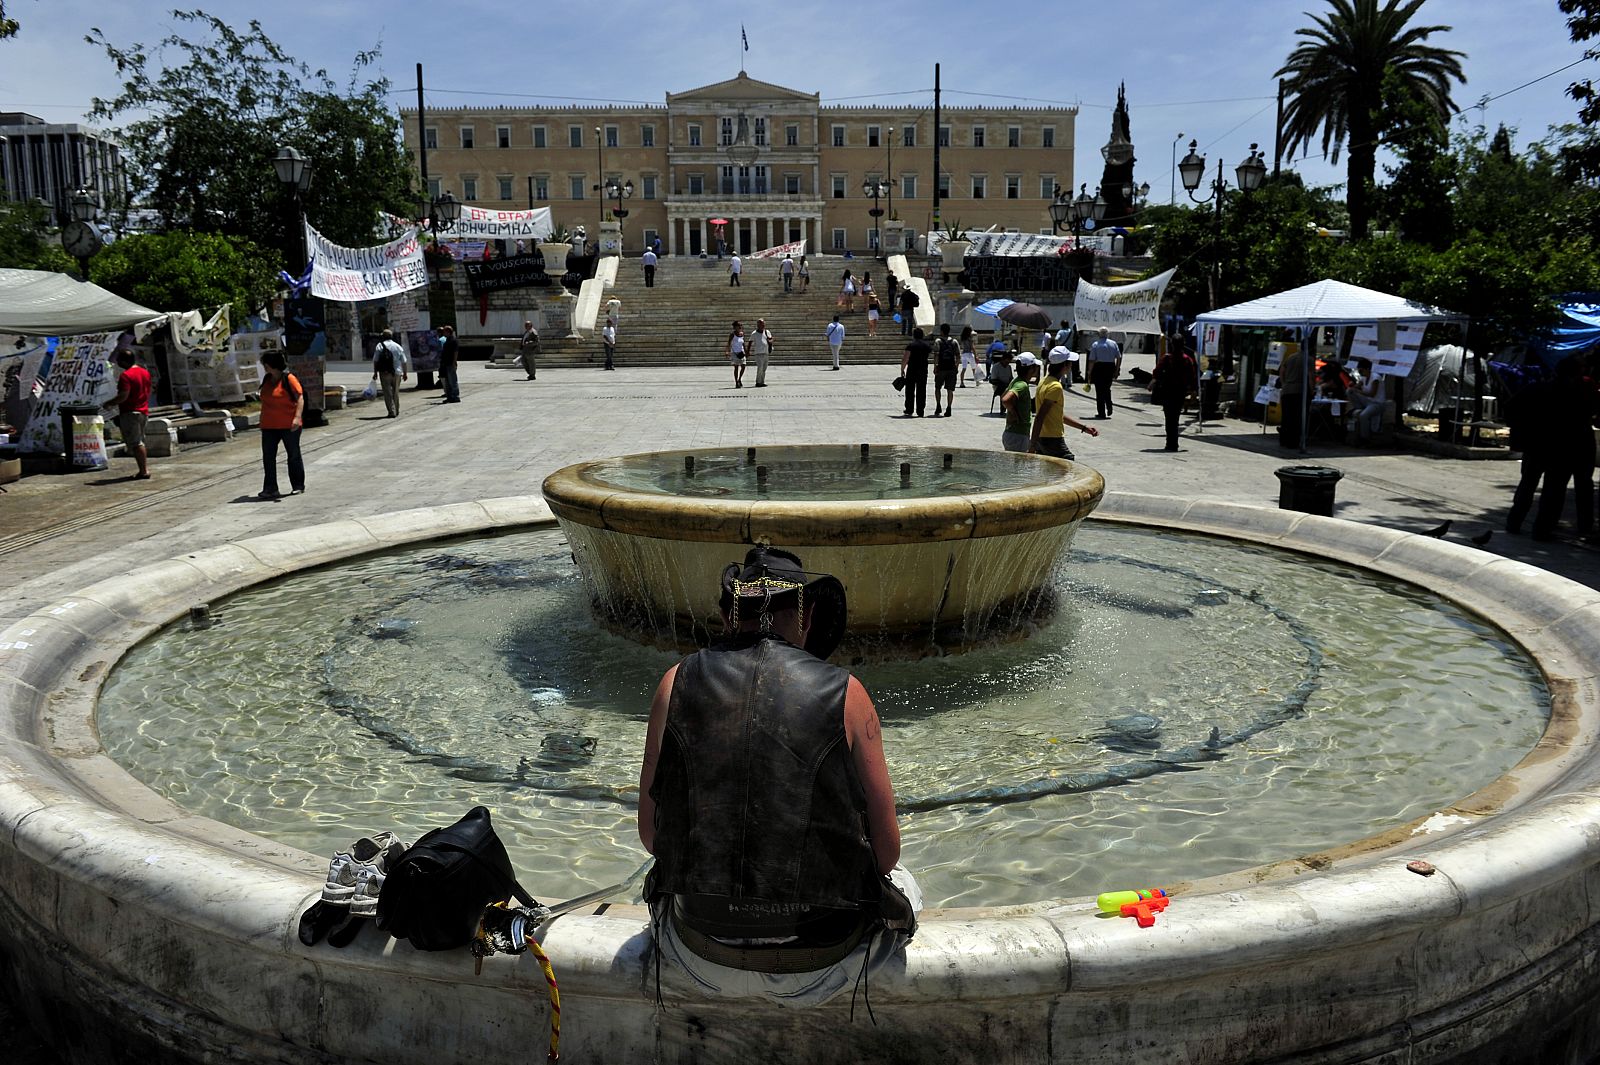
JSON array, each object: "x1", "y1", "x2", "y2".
[
  {"x1": 0, "y1": 337, "x2": 51, "y2": 441},
  {"x1": 18, "y1": 332, "x2": 118, "y2": 454},
  {"x1": 449, "y1": 205, "x2": 553, "y2": 240},
  {"x1": 1350, "y1": 322, "x2": 1426, "y2": 377},
  {"x1": 749, "y1": 239, "x2": 807, "y2": 260},
  {"x1": 462, "y1": 253, "x2": 551, "y2": 295},
  {"x1": 1074, "y1": 269, "x2": 1175, "y2": 335},
  {"x1": 307, "y1": 224, "x2": 428, "y2": 302}
]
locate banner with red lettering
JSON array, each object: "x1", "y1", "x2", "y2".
[{"x1": 306, "y1": 224, "x2": 428, "y2": 302}]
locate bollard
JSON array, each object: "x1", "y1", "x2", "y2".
[
  {"x1": 684, "y1": 456, "x2": 695, "y2": 476},
  {"x1": 943, "y1": 453, "x2": 954, "y2": 469},
  {"x1": 756, "y1": 465, "x2": 768, "y2": 485},
  {"x1": 860, "y1": 443, "x2": 870, "y2": 461},
  {"x1": 746, "y1": 447, "x2": 756, "y2": 464}
]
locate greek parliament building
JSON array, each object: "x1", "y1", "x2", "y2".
[{"x1": 401, "y1": 72, "x2": 1077, "y2": 257}]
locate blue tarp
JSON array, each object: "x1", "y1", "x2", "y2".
[{"x1": 1544, "y1": 293, "x2": 1600, "y2": 357}]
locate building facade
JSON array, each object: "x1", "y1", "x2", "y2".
[
  {"x1": 0, "y1": 113, "x2": 124, "y2": 224},
  {"x1": 401, "y1": 72, "x2": 1076, "y2": 256}
]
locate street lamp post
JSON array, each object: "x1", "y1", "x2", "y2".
[
  {"x1": 1177, "y1": 139, "x2": 1267, "y2": 309},
  {"x1": 1049, "y1": 182, "x2": 1106, "y2": 250},
  {"x1": 273, "y1": 146, "x2": 320, "y2": 422},
  {"x1": 604, "y1": 178, "x2": 634, "y2": 225},
  {"x1": 63, "y1": 188, "x2": 104, "y2": 281},
  {"x1": 862, "y1": 179, "x2": 888, "y2": 259},
  {"x1": 1170, "y1": 132, "x2": 1185, "y2": 206}
]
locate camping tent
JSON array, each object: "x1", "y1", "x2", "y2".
[
  {"x1": 0, "y1": 268, "x2": 163, "y2": 336},
  {"x1": 1195, "y1": 279, "x2": 1468, "y2": 450}
]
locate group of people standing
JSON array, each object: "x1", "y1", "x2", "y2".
[
  {"x1": 1506, "y1": 355, "x2": 1599, "y2": 541},
  {"x1": 726, "y1": 319, "x2": 776, "y2": 388}
]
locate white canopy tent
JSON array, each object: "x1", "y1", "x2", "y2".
[
  {"x1": 0, "y1": 268, "x2": 164, "y2": 336},
  {"x1": 1195, "y1": 279, "x2": 1469, "y2": 451}
]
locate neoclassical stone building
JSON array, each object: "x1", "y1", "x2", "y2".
[{"x1": 401, "y1": 72, "x2": 1076, "y2": 256}]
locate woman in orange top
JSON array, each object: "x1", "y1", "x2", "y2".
[{"x1": 257, "y1": 350, "x2": 305, "y2": 499}]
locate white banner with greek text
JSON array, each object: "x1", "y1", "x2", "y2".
[
  {"x1": 307, "y1": 224, "x2": 428, "y2": 302},
  {"x1": 448, "y1": 206, "x2": 553, "y2": 240},
  {"x1": 750, "y1": 239, "x2": 807, "y2": 260},
  {"x1": 1074, "y1": 269, "x2": 1175, "y2": 335}
]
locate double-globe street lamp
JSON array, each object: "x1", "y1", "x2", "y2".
[
  {"x1": 1176, "y1": 139, "x2": 1268, "y2": 309},
  {"x1": 62, "y1": 188, "x2": 104, "y2": 280},
  {"x1": 863, "y1": 179, "x2": 888, "y2": 258},
  {"x1": 273, "y1": 146, "x2": 322, "y2": 422}
]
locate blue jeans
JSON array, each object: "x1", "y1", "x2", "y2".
[
  {"x1": 441, "y1": 363, "x2": 460, "y2": 401},
  {"x1": 261, "y1": 427, "x2": 303, "y2": 495}
]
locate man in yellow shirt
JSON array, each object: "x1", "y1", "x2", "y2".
[{"x1": 1029, "y1": 348, "x2": 1100, "y2": 459}]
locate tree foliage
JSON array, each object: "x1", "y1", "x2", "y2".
[
  {"x1": 1558, "y1": 0, "x2": 1600, "y2": 178},
  {"x1": 89, "y1": 231, "x2": 279, "y2": 323},
  {"x1": 1275, "y1": 0, "x2": 1466, "y2": 240},
  {"x1": 0, "y1": 196, "x2": 75, "y2": 273},
  {"x1": 0, "y1": 1, "x2": 18, "y2": 41},
  {"x1": 85, "y1": 10, "x2": 417, "y2": 267}
]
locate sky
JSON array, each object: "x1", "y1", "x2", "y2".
[{"x1": 1, "y1": 0, "x2": 1592, "y2": 204}]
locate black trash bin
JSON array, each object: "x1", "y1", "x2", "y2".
[
  {"x1": 59, "y1": 402, "x2": 107, "y2": 472},
  {"x1": 1200, "y1": 371, "x2": 1221, "y2": 419},
  {"x1": 1275, "y1": 465, "x2": 1342, "y2": 516},
  {"x1": 1436, "y1": 406, "x2": 1457, "y2": 444}
]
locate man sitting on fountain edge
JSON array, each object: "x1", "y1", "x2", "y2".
[{"x1": 638, "y1": 546, "x2": 918, "y2": 1001}]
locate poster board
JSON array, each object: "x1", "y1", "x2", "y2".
[
  {"x1": 18, "y1": 332, "x2": 118, "y2": 454},
  {"x1": 1350, "y1": 322, "x2": 1426, "y2": 377},
  {"x1": 0, "y1": 336, "x2": 52, "y2": 440}
]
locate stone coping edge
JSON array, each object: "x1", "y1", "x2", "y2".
[{"x1": 1, "y1": 490, "x2": 1599, "y2": 1062}]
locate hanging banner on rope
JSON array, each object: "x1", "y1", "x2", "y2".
[
  {"x1": 749, "y1": 239, "x2": 807, "y2": 260},
  {"x1": 450, "y1": 205, "x2": 553, "y2": 240},
  {"x1": 306, "y1": 224, "x2": 428, "y2": 302},
  {"x1": 1073, "y1": 269, "x2": 1175, "y2": 335}
]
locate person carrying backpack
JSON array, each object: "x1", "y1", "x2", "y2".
[{"x1": 932, "y1": 324, "x2": 960, "y2": 417}]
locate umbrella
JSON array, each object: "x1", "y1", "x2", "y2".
[
  {"x1": 708, "y1": 218, "x2": 730, "y2": 226},
  {"x1": 974, "y1": 298, "x2": 1015, "y2": 318},
  {"x1": 996, "y1": 302, "x2": 1054, "y2": 330}
]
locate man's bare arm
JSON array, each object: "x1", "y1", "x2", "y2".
[{"x1": 636, "y1": 664, "x2": 678, "y2": 854}]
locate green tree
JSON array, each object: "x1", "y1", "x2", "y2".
[
  {"x1": 86, "y1": 10, "x2": 417, "y2": 267},
  {"x1": 0, "y1": 196, "x2": 75, "y2": 273},
  {"x1": 0, "y1": 1, "x2": 17, "y2": 41},
  {"x1": 1374, "y1": 80, "x2": 1455, "y2": 246},
  {"x1": 1276, "y1": 0, "x2": 1466, "y2": 240},
  {"x1": 1558, "y1": 0, "x2": 1600, "y2": 177},
  {"x1": 89, "y1": 230, "x2": 279, "y2": 322}
]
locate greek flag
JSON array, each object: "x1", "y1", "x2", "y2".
[
  {"x1": 278, "y1": 253, "x2": 315, "y2": 299},
  {"x1": 741, "y1": 25, "x2": 748, "y2": 51}
]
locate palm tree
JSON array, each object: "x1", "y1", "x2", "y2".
[{"x1": 1275, "y1": 0, "x2": 1465, "y2": 239}]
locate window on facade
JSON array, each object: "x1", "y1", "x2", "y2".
[
  {"x1": 971, "y1": 176, "x2": 986, "y2": 199},
  {"x1": 784, "y1": 173, "x2": 800, "y2": 194},
  {"x1": 427, "y1": 178, "x2": 441, "y2": 199},
  {"x1": 643, "y1": 228, "x2": 658, "y2": 249},
  {"x1": 424, "y1": 128, "x2": 438, "y2": 150},
  {"x1": 532, "y1": 126, "x2": 547, "y2": 149},
  {"x1": 903, "y1": 125, "x2": 917, "y2": 148},
  {"x1": 688, "y1": 173, "x2": 704, "y2": 195},
  {"x1": 1008, "y1": 126, "x2": 1021, "y2": 148},
  {"x1": 535, "y1": 177, "x2": 549, "y2": 201},
  {"x1": 832, "y1": 228, "x2": 846, "y2": 250},
  {"x1": 641, "y1": 124, "x2": 655, "y2": 147},
  {"x1": 569, "y1": 176, "x2": 584, "y2": 199},
  {"x1": 721, "y1": 117, "x2": 734, "y2": 146},
  {"x1": 832, "y1": 125, "x2": 845, "y2": 147},
  {"x1": 497, "y1": 126, "x2": 511, "y2": 149},
  {"x1": 463, "y1": 178, "x2": 478, "y2": 201},
  {"x1": 973, "y1": 126, "x2": 985, "y2": 148},
  {"x1": 901, "y1": 174, "x2": 916, "y2": 199},
  {"x1": 460, "y1": 127, "x2": 475, "y2": 149},
  {"x1": 498, "y1": 177, "x2": 513, "y2": 200},
  {"x1": 754, "y1": 117, "x2": 767, "y2": 146},
  {"x1": 831, "y1": 174, "x2": 846, "y2": 199},
  {"x1": 937, "y1": 126, "x2": 949, "y2": 147},
  {"x1": 754, "y1": 165, "x2": 768, "y2": 193},
  {"x1": 786, "y1": 124, "x2": 799, "y2": 146},
  {"x1": 569, "y1": 126, "x2": 582, "y2": 148},
  {"x1": 688, "y1": 124, "x2": 701, "y2": 146},
  {"x1": 605, "y1": 125, "x2": 619, "y2": 148},
  {"x1": 1042, "y1": 126, "x2": 1055, "y2": 148},
  {"x1": 721, "y1": 165, "x2": 735, "y2": 195},
  {"x1": 868, "y1": 227, "x2": 880, "y2": 250},
  {"x1": 938, "y1": 175, "x2": 951, "y2": 198},
  {"x1": 1006, "y1": 175, "x2": 1020, "y2": 199},
  {"x1": 642, "y1": 175, "x2": 656, "y2": 199},
  {"x1": 868, "y1": 126, "x2": 880, "y2": 148},
  {"x1": 1040, "y1": 175, "x2": 1056, "y2": 199}
]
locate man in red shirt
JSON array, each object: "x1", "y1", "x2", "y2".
[{"x1": 106, "y1": 349, "x2": 152, "y2": 479}]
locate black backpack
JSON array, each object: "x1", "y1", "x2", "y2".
[{"x1": 376, "y1": 806, "x2": 535, "y2": 951}]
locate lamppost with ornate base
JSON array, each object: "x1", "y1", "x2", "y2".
[
  {"x1": 1176, "y1": 139, "x2": 1267, "y2": 309},
  {"x1": 863, "y1": 178, "x2": 888, "y2": 259}
]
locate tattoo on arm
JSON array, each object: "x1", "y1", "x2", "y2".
[{"x1": 865, "y1": 712, "x2": 880, "y2": 742}]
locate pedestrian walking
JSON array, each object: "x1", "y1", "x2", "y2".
[
  {"x1": 602, "y1": 320, "x2": 617, "y2": 370},
  {"x1": 642, "y1": 247, "x2": 658, "y2": 287},
  {"x1": 798, "y1": 255, "x2": 810, "y2": 293},
  {"x1": 897, "y1": 286, "x2": 919, "y2": 336},
  {"x1": 1507, "y1": 357, "x2": 1596, "y2": 540},
  {"x1": 959, "y1": 325, "x2": 981, "y2": 387},
  {"x1": 750, "y1": 318, "x2": 774, "y2": 387},
  {"x1": 867, "y1": 292, "x2": 882, "y2": 336},
  {"x1": 520, "y1": 319, "x2": 540, "y2": 380},
  {"x1": 371, "y1": 328, "x2": 410, "y2": 417},
  {"x1": 1149, "y1": 338, "x2": 1198, "y2": 451},
  {"x1": 825, "y1": 315, "x2": 845, "y2": 370},
  {"x1": 257, "y1": 349, "x2": 305, "y2": 498},
  {"x1": 438, "y1": 324, "x2": 461, "y2": 403},
  {"x1": 886, "y1": 274, "x2": 899, "y2": 316},
  {"x1": 932, "y1": 324, "x2": 959, "y2": 417},
  {"x1": 780, "y1": 254, "x2": 795, "y2": 293},
  {"x1": 727, "y1": 321, "x2": 747, "y2": 388},
  {"x1": 1001, "y1": 354, "x2": 1041, "y2": 452},
  {"x1": 1087, "y1": 327, "x2": 1122, "y2": 418},
  {"x1": 729, "y1": 253, "x2": 742, "y2": 287},
  {"x1": 838, "y1": 270, "x2": 856, "y2": 311},
  {"x1": 1030, "y1": 349, "x2": 1099, "y2": 458},
  {"x1": 901, "y1": 329, "x2": 931, "y2": 418}
]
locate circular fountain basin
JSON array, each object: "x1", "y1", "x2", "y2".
[
  {"x1": 2, "y1": 494, "x2": 1600, "y2": 1064},
  {"x1": 542, "y1": 444, "x2": 1104, "y2": 650}
]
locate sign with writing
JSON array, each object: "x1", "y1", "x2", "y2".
[
  {"x1": 406, "y1": 330, "x2": 441, "y2": 374},
  {"x1": 0, "y1": 337, "x2": 51, "y2": 440},
  {"x1": 462, "y1": 253, "x2": 552, "y2": 295},
  {"x1": 1350, "y1": 322, "x2": 1426, "y2": 377},
  {"x1": 449, "y1": 205, "x2": 553, "y2": 240},
  {"x1": 307, "y1": 223, "x2": 428, "y2": 302},
  {"x1": 387, "y1": 294, "x2": 420, "y2": 333},
  {"x1": 749, "y1": 239, "x2": 807, "y2": 260},
  {"x1": 18, "y1": 332, "x2": 118, "y2": 453},
  {"x1": 1074, "y1": 269, "x2": 1175, "y2": 335}
]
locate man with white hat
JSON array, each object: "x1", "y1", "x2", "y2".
[
  {"x1": 1030, "y1": 347, "x2": 1100, "y2": 459},
  {"x1": 1001, "y1": 353, "x2": 1042, "y2": 452}
]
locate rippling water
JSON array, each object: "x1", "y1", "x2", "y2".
[{"x1": 98, "y1": 525, "x2": 1547, "y2": 908}]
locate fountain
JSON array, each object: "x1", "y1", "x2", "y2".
[{"x1": 2, "y1": 458, "x2": 1600, "y2": 1063}]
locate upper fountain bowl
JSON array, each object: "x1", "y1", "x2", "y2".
[{"x1": 542, "y1": 444, "x2": 1105, "y2": 655}]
